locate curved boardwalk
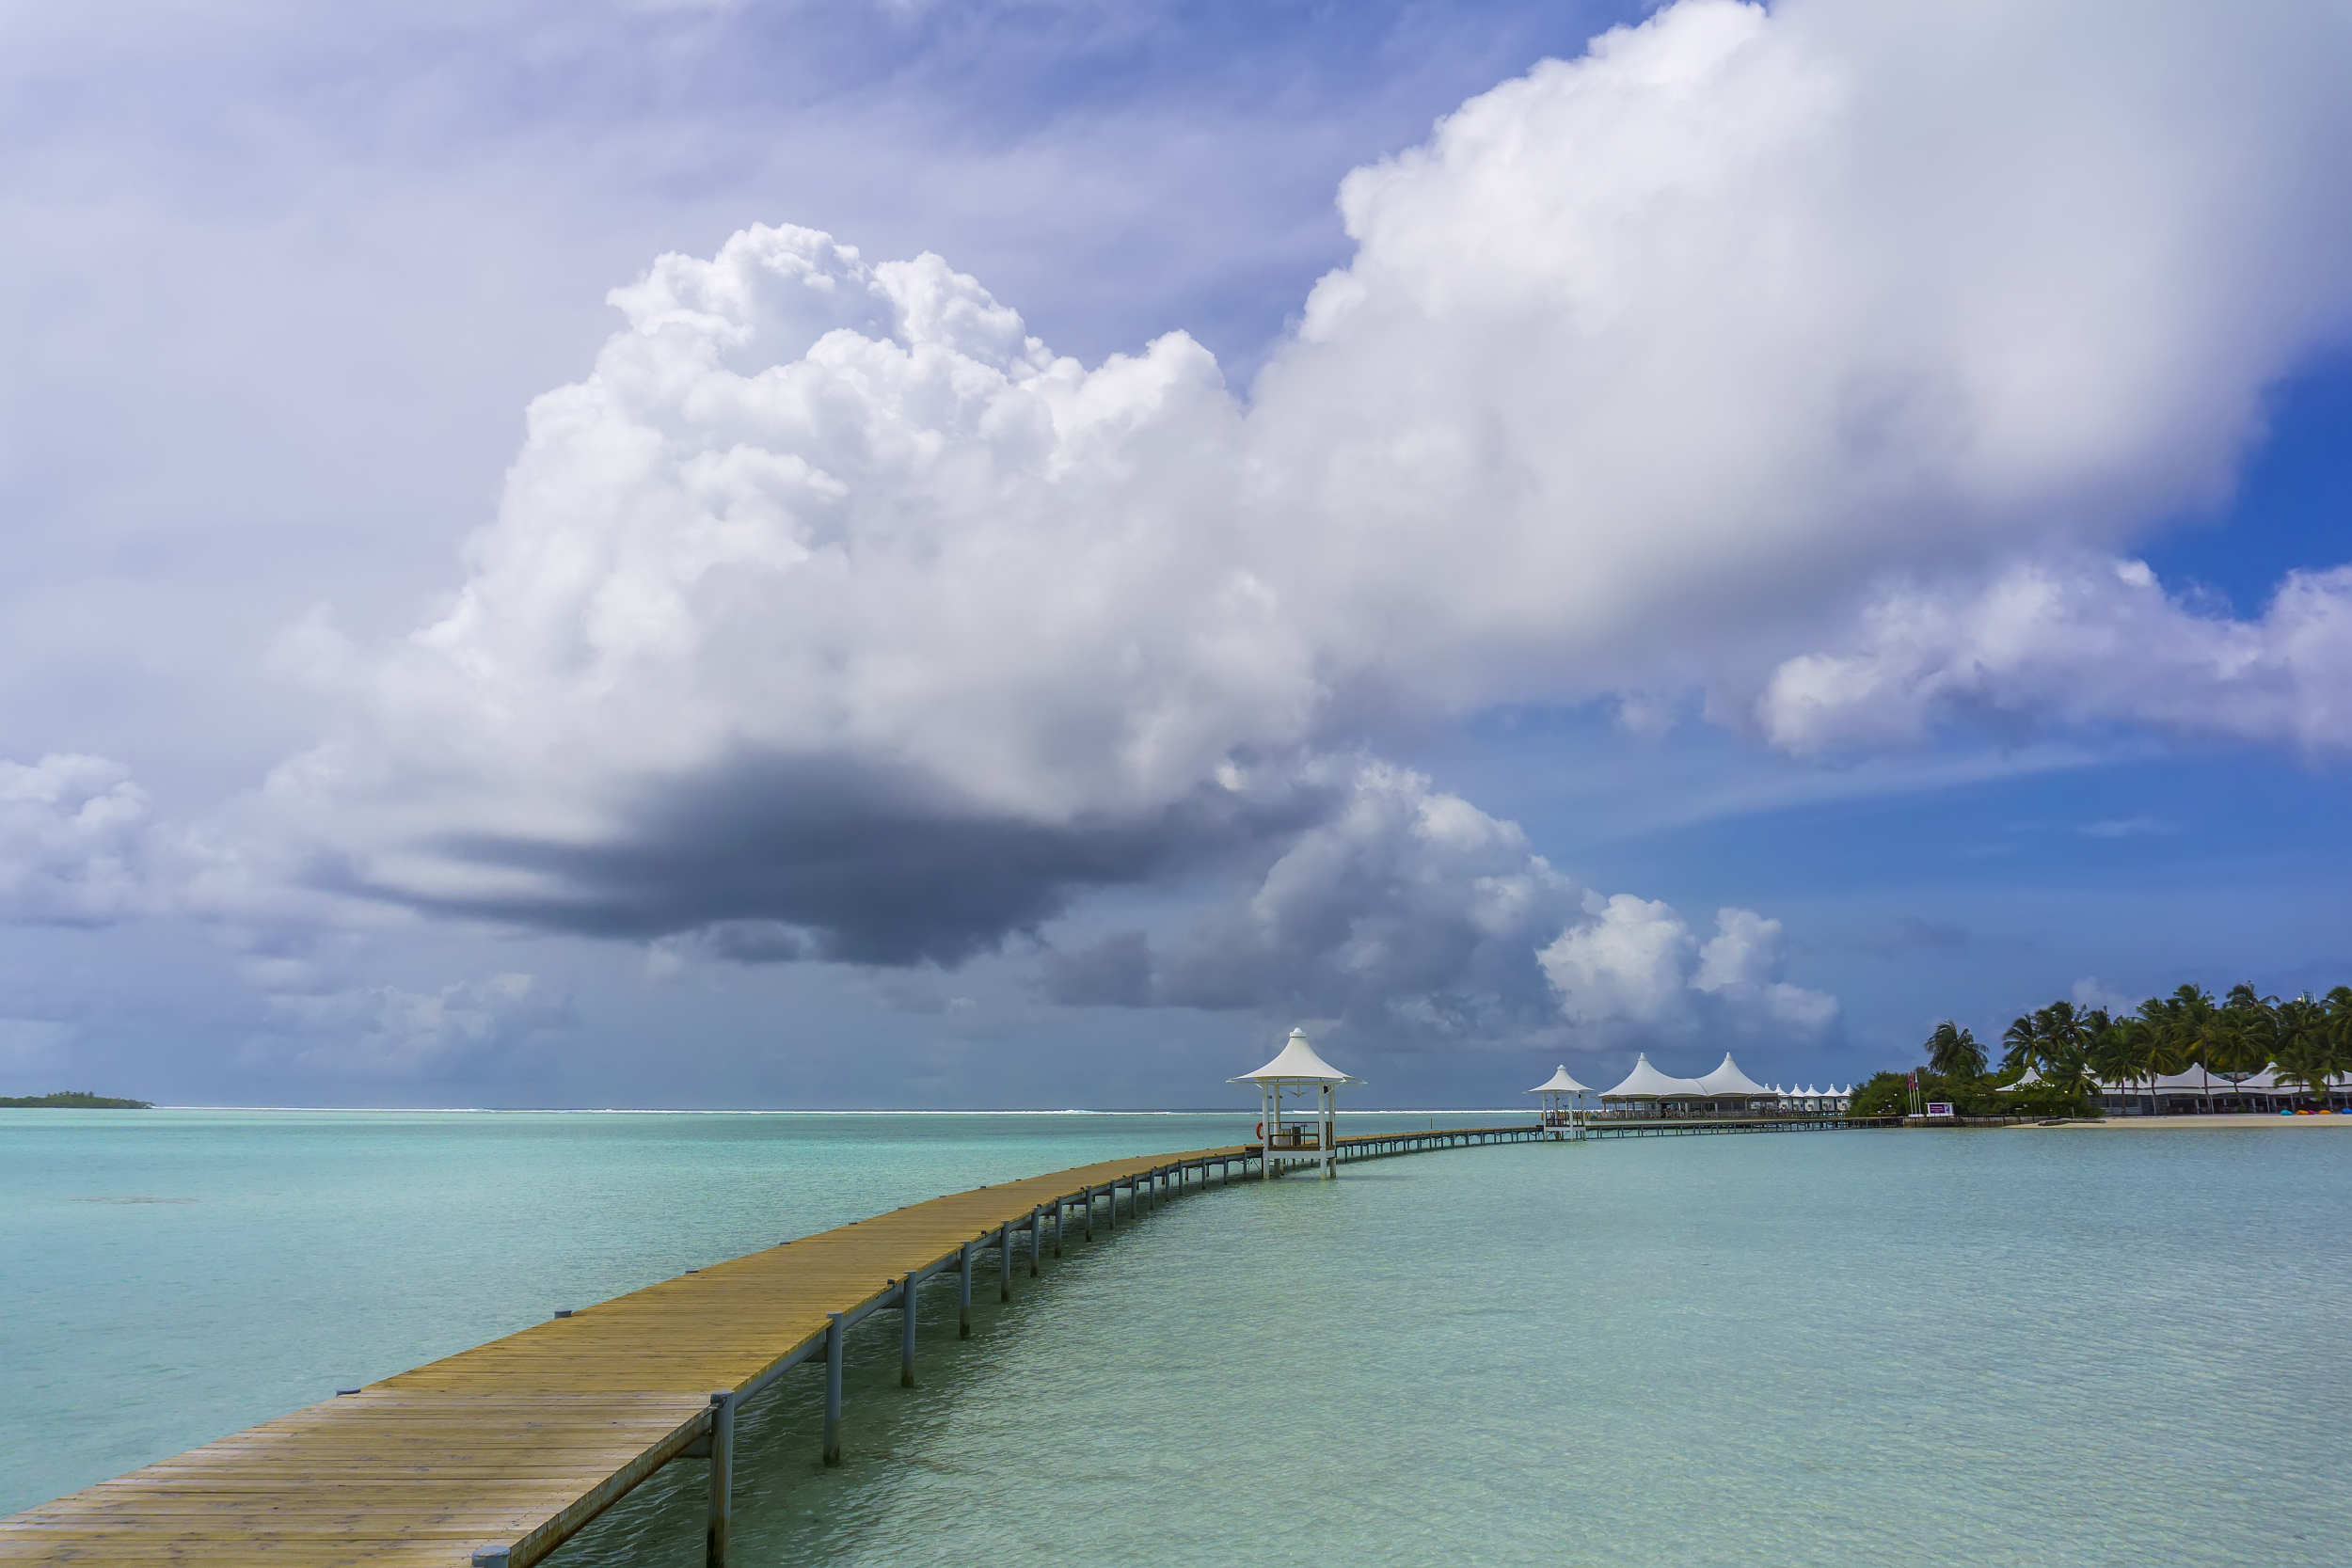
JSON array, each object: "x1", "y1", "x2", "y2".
[
  {"x1": 1, "y1": 1115, "x2": 1882, "y2": 1565},
  {"x1": 0, "y1": 1144, "x2": 1265, "y2": 1567}
]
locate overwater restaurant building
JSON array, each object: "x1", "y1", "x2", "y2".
[
  {"x1": 1597, "y1": 1053, "x2": 1847, "y2": 1118},
  {"x1": 1772, "y1": 1084, "x2": 1854, "y2": 1115}
]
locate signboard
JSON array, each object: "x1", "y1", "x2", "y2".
[{"x1": 1925, "y1": 1102, "x2": 1955, "y2": 1118}]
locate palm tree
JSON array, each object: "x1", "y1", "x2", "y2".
[
  {"x1": 2158, "y1": 985, "x2": 2224, "y2": 1111},
  {"x1": 2086, "y1": 1013, "x2": 2138, "y2": 1113},
  {"x1": 2041, "y1": 1030, "x2": 2099, "y2": 1111},
  {"x1": 2220, "y1": 986, "x2": 2281, "y2": 1110},
  {"x1": 2194, "y1": 987, "x2": 2267, "y2": 1110},
  {"x1": 2269, "y1": 993, "x2": 2345, "y2": 1111},
  {"x1": 2087, "y1": 1009, "x2": 2185, "y2": 1115},
  {"x1": 1927, "y1": 1020, "x2": 1986, "y2": 1080},
  {"x1": 2000, "y1": 1012, "x2": 2042, "y2": 1079},
  {"x1": 2139, "y1": 1016, "x2": 2192, "y2": 1114},
  {"x1": 2039, "y1": 1001, "x2": 2091, "y2": 1069},
  {"x1": 2132, "y1": 994, "x2": 2197, "y2": 1116}
]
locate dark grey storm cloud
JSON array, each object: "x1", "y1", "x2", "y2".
[
  {"x1": 1038, "y1": 764, "x2": 1585, "y2": 1039},
  {"x1": 374, "y1": 753, "x2": 1335, "y2": 968}
]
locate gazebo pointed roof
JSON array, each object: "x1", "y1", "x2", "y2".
[
  {"x1": 1230, "y1": 1028, "x2": 1359, "y2": 1085},
  {"x1": 1695, "y1": 1053, "x2": 1771, "y2": 1097},
  {"x1": 1601, "y1": 1053, "x2": 1708, "y2": 1099},
  {"x1": 1527, "y1": 1065, "x2": 1592, "y2": 1094}
]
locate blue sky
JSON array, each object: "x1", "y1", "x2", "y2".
[{"x1": 2, "y1": 0, "x2": 2349, "y2": 1109}]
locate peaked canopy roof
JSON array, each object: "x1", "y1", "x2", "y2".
[
  {"x1": 1601, "y1": 1053, "x2": 1708, "y2": 1099},
  {"x1": 1230, "y1": 1028, "x2": 1360, "y2": 1085},
  {"x1": 1696, "y1": 1053, "x2": 1771, "y2": 1097},
  {"x1": 1527, "y1": 1065, "x2": 1592, "y2": 1094}
]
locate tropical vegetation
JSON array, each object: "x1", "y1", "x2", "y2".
[
  {"x1": 0, "y1": 1090, "x2": 152, "y2": 1109},
  {"x1": 1861, "y1": 982, "x2": 2352, "y2": 1121}
]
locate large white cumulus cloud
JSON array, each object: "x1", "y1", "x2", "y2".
[
  {"x1": 1252, "y1": 0, "x2": 2352, "y2": 700},
  {"x1": 230, "y1": 0, "x2": 2352, "y2": 1033},
  {"x1": 1540, "y1": 898, "x2": 1838, "y2": 1048},
  {"x1": 1756, "y1": 557, "x2": 2352, "y2": 752}
]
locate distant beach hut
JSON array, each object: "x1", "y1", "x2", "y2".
[
  {"x1": 1527, "y1": 1065, "x2": 1592, "y2": 1140},
  {"x1": 1694, "y1": 1053, "x2": 1773, "y2": 1115},
  {"x1": 1599, "y1": 1053, "x2": 1709, "y2": 1119},
  {"x1": 1231, "y1": 1028, "x2": 1359, "y2": 1180}
]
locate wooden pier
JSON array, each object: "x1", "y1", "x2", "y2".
[
  {"x1": 1, "y1": 1113, "x2": 1890, "y2": 1566},
  {"x1": 0, "y1": 1145, "x2": 1260, "y2": 1567},
  {"x1": 1311, "y1": 1114, "x2": 1893, "y2": 1161}
]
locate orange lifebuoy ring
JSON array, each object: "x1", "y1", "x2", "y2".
[{"x1": 1255, "y1": 1121, "x2": 1263, "y2": 1139}]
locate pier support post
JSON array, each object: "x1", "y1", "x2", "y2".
[
  {"x1": 1106, "y1": 1182, "x2": 1117, "y2": 1229},
  {"x1": 1053, "y1": 1200, "x2": 1064, "y2": 1258},
  {"x1": 822, "y1": 1315, "x2": 845, "y2": 1465},
  {"x1": 1028, "y1": 1207, "x2": 1041, "y2": 1276},
  {"x1": 1084, "y1": 1186, "x2": 1095, "y2": 1241},
  {"x1": 1260, "y1": 1082, "x2": 1275, "y2": 1180},
  {"x1": 958, "y1": 1241, "x2": 973, "y2": 1338},
  {"x1": 706, "y1": 1390, "x2": 734, "y2": 1568},
  {"x1": 997, "y1": 1223, "x2": 1010, "y2": 1302},
  {"x1": 1321, "y1": 1084, "x2": 1335, "y2": 1180},
  {"x1": 899, "y1": 1277, "x2": 917, "y2": 1388}
]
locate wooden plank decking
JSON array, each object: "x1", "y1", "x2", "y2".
[
  {"x1": 0, "y1": 1145, "x2": 1259, "y2": 1567},
  {"x1": 3, "y1": 1116, "x2": 1891, "y2": 1564}
]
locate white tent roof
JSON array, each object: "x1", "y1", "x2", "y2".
[
  {"x1": 1601, "y1": 1053, "x2": 1708, "y2": 1099},
  {"x1": 2098, "y1": 1066, "x2": 2349, "y2": 1093},
  {"x1": 1527, "y1": 1065, "x2": 1592, "y2": 1094},
  {"x1": 1696, "y1": 1053, "x2": 1772, "y2": 1097},
  {"x1": 1998, "y1": 1067, "x2": 2046, "y2": 1090},
  {"x1": 1230, "y1": 1028, "x2": 1359, "y2": 1085}
]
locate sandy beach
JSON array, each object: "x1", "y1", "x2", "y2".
[{"x1": 2033, "y1": 1113, "x2": 2352, "y2": 1130}]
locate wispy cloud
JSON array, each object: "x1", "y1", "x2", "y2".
[{"x1": 2078, "y1": 816, "x2": 2180, "y2": 839}]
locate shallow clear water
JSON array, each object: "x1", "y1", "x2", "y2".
[{"x1": 7, "y1": 1113, "x2": 2349, "y2": 1566}]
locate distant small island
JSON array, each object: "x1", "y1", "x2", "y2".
[{"x1": 0, "y1": 1090, "x2": 153, "y2": 1109}]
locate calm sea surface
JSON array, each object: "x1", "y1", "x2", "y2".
[{"x1": 4, "y1": 1110, "x2": 2347, "y2": 1565}]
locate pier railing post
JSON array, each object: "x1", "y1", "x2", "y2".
[
  {"x1": 958, "y1": 1241, "x2": 974, "y2": 1338},
  {"x1": 822, "y1": 1314, "x2": 845, "y2": 1465},
  {"x1": 706, "y1": 1390, "x2": 735, "y2": 1567},
  {"x1": 898, "y1": 1277, "x2": 917, "y2": 1388}
]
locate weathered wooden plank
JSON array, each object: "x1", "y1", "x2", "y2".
[{"x1": 1, "y1": 1144, "x2": 1255, "y2": 1567}]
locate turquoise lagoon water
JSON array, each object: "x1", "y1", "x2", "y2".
[{"x1": 4, "y1": 1111, "x2": 2348, "y2": 1565}]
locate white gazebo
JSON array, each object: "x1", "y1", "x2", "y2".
[
  {"x1": 1599, "y1": 1053, "x2": 1709, "y2": 1118},
  {"x1": 1231, "y1": 1028, "x2": 1359, "y2": 1180},
  {"x1": 1695, "y1": 1053, "x2": 1773, "y2": 1113},
  {"x1": 1527, "y1": 1065, "x2": 1592, "y2": 1140}
]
